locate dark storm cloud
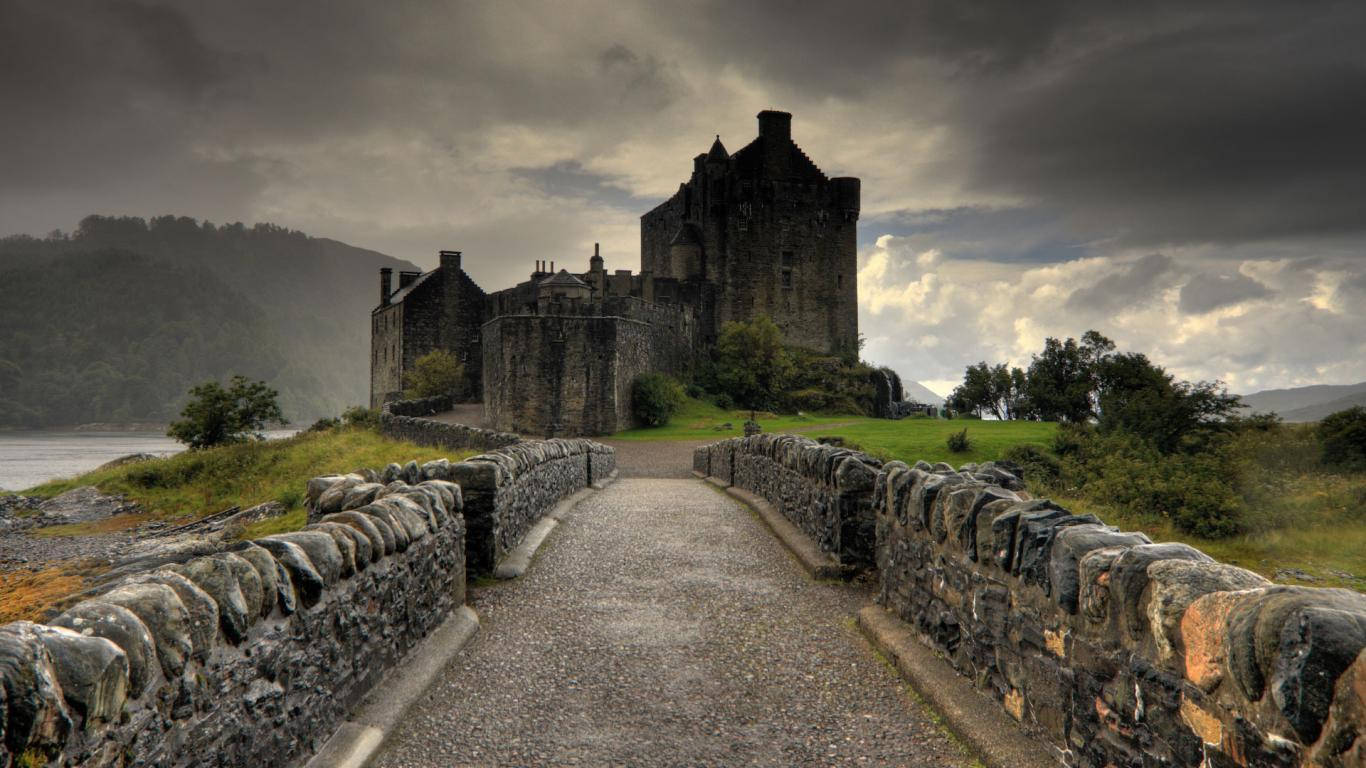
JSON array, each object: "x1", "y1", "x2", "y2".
[
  {"x1": 861, "y1": 206, "x2": 1087, "y2": 263},
  {"x1": 1179, "y1": 272, "x2": 1272, "y2": 314},
  {"x1": 510, "y1": 161, "x2": 655, "y2": 211},
  {"x1": 950, "y1": 2, "x2": 1366, "y2": 246},
  {"x1": 1063, "y1": 253, "x2": 1174, "y2": 313}
]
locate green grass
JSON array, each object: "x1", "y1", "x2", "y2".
[
  {"x1": 25, "y1": 426, "x2": 474, "y2": 533},
  {"x1": 612, "y1": 397, "x2": 859, "y2": 441},
  {"x1": 1053, "y1": 478, "x2": 1366, "y2": 591},
  {"x1": 803, "y1": 419, "x2": 1058, "y2": 466}
]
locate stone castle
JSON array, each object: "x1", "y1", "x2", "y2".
[{"x1": 370, "y1": 110, "x2": 861, "y2": 436}]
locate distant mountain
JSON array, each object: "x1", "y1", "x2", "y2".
[
  {"x1": 904, "y1": 380, "x2": 945, "y2": 406},
  {"x1": 0, "y1": 216, "x2": 417, "y2": 427},
  {"x1": 1238, "y1": 381, "x2": 1366, "y2": 422}
]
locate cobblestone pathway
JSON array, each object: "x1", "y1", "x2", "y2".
[{"x1": 374, "y1": 476, "x2": 970, "y2": 767}]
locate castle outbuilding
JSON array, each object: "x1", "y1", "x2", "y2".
[{"x1": 370, "y1": 111, "x2": 861, "y2": 436}]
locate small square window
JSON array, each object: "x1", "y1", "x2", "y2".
[
  {"x1": 781, "y1": 250, "x2": 794, "y2": 267},
  {"x1": 782, "y1": 269, "x2": 793, "y2": 289}
]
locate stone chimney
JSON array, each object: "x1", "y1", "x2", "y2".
[
  {"x1": 379, "y1": 267, "x2": 392, "y2": 305},
  {"x1": 757, "y1": 110, "x2": 792, "y2": 142},
  {"x1": 398, "y1": 270, "x2": 421, "y2": 289},
  {"x1": 440, "y1": 249, "x2": 462, "y2": 272}
]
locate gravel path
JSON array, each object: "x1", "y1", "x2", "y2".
[
  {"x1": 597, "y1": 439, "x2": 710, "y2": 479},
  {"x1": 374, "y1": 478, "x2": 970, "y2": 767}
]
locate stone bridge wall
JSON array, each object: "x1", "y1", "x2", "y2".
[
  {"x1": 2, "y1": 428, "x2": 615, "y2": 766},
  {"x1": 379, "y1": 396, "x2": 521, "y2": 452},
  {"x1": 694, "y1": 435, "x2": 1366, "y2": 767},
  {"x1": 695, "y1": 434, "x2": 882, "y2": 567},
  {"x1": 0, "y1": 470, "x2": 466, "y2": 768}
]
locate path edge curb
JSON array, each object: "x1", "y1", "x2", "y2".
[
  {"x1": 494, "y1": 485, "x2": 596, "y2": 579},
  {"x1": 857, "y1": 604, "x2": 1062, "y2": 768},
  {"x1": 306, "y1": 604, "x2": 481, "y2": 768},
  {"x1": 721, "y1": 484, "x2": 851, "y2": 580}
]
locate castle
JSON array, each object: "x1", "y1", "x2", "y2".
[{"x1": 370, "y1": 110, "x2": 861, "y2": 436}]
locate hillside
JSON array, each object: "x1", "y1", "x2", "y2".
[
  {"x1": 1238, "y1": 381, "x2": 1366, "y2": 422},
  {"x1": 0, "y1": 216, "x2": 418, "y2": 427}
]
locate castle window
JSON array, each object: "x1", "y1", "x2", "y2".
[
  {"x1": 838, "y1": 274, "x2": 843, "y2": 289},
  {"x1": 781, "y1": 250, "x2": 794, "y2": 267},
  {"x1": 782, "y1": 269, "x2": 793, "y2": 289}
]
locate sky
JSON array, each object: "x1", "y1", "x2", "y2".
[{"x1": 3, "y1": 0, "x2": 1364, "y2": 396}]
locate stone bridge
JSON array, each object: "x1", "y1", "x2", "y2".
[{"x1": 1, "y1": 411, "x2": 1362, "y2": 767}]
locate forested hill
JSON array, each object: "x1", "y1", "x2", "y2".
[{"x1": 0, "y1": 216, "x2": 418, "y2": 428}]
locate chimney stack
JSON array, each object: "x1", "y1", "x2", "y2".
[
  {"x1": 439, "y1": 249, "x2": 461, "y2": 272},
  {"x1": 379, "y1": 268, "x2": 392, "y2": 305},
  {"x1": 550, "y1": 261, "x2": 555, "y2": 273}
]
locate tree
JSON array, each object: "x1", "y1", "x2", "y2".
[
  {"x1": 714, "y1": 315, "x2": 794, "y2": 410},
  {"x1": 631, "y1": 373, "x2": 685, "y2": 427},
  {"x1": 403, "y1": 349, "x2": 465, "y2": 399},
  {"x1": 168, "y1": 376, "x2": 285, "y2": 449},
  {"x1": 1094, "y1": 352, "x2": 1241, "y2": 454},
  {"x1": 949, "y1": 362, "x2": 1029, "y2": 419},
  {"x1": 1025, "y1": 331, "x2": 1115, "y2": 423},
  {"x1": 1319, "y1": 406, "x2": 1366, "y2": 471}
]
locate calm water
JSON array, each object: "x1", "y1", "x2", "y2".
[{"x1": 0, "y1": 430, "x2": 295, "y2": 491}]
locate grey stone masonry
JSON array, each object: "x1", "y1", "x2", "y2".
[
  {"x1": 0, "y1": 468, "x2": 467, "y2": 767},
  {"x1": 379, "y1": 397, "x2": 521, "y2": 452},
  {"x1": 693, "y1": 435, "x2": 1366, "y2": 768}
]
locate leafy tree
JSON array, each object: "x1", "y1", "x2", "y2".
[
  {"x1": 403, "y1": 349, "x2": 465, "y2": 399},
  {"x1": 631, "y1": 373, "x2": 685, "y2": 427},
  {"x1": 168, "y1": 376, "x2": 286, "y2": 449},
  {"x1": 1024, "y1": 332, "x2": 1113, "y2": 423},
  {"x1": 1319, "y1": 406, "x2": 1366, "y2": 471},
  {"x1": 949, "y1": 362, "x2": 1029, "y2": 419},
  {"x1": 1094, "y1": 352, "x2": 1241, "y2": 454},
  {"x1": 714, "y1": 315, "x2": 794, "y2": 411}
]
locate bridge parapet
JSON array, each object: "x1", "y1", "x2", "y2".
[
  {"x1": 0, "y1": 466, "x2": 466, "y2": 767},
  {"x1": 695, "y1": 435, "x2": 1366, "y2": 768}
]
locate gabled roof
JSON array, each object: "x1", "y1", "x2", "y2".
[
  {"x1": 729, "y1": 135, "x2": 827, "y2": 181},
  {"x1": 540, "y1": 269, "x2": 589, "y2": 288},
  {"x1": 384, "y1": 269, "x2": 436, "y2": 305}
]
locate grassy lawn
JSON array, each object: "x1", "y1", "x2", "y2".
[
  {"x1": 612, "y1": 397, "x2": 859, "y2": 441},
  {"x1": 803, "y1": 419, "x2": 1057, "y2": 466},
  {"x1": 23, "y1": 427, "x2": 474, "y2": 536}
]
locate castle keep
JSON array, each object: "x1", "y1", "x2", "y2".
[{"x1": 370, "y1": 111, "x2": 860, "y2": 436}]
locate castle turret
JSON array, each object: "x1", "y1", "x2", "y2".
[
  {"x1": 668, "y1": 223, "x2": 703, "y2": 280},
  {"x1": 757, "y1": 110, "x2": 792, "y2": 142},
  {"x1": 706, "y1": 135, "x2": 728, "y2": 165}
]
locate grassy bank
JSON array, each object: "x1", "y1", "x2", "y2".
[
  {"x1": 1, "y1": 427, "x2": 474, "y2": 623},
  {"x1": 612, "y1": 397, "x2": 858, "y2": 441},
  {"x1": 26, "y1": 426, "x2": 471, "y2": 527}
]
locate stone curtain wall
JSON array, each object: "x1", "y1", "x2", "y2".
[
  {"x1": 0, "y1": 473, "x2": 467, "y2": 767},
  {"x1": 379, "y1": 397, "x2": 521, "y2": 452},
  {"x1": 698, "y1": 435, "x2": 882, "y2": 568},
  {"x1": 694, "y1": 435, "x2": 1366, "y2": 767}
]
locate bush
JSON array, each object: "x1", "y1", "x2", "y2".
[
  {"x1": 947, "y1": 428, "x2": 971, "y2": 453},
  {"x1": 713, "y1": 392, "x2": 735, "y2": 410},
  {"x1": 684, "y1": 383, "x2": 705, "y2": 400},
  {"x1": 403, "y1": 349, "x2": 465, "y2": 400},
  {"x1": 1319, "y1": 406, "x2": 1366, "y2": 471},
  {"x1": 167, "y1": 376, "x2": 286, "y2": 450},
  {"x1": 1002, "y1": 443, "x2": 1061, "y2": 487},
  {"x1": 714, "y1": 315, "x2": 794, "y2": 410},
  {"x1": 341, "y1": 405, "x2": 380, "y2": 429},
  {"x1": 631, "y1": 373, "x2": 684, "y2": 427}
]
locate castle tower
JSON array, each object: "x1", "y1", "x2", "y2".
[{"x1": 639, "y1": 110, "x2": 859, "y2": 355}]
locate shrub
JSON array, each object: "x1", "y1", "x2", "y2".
[
  {"x1": 714, "y1": 315, "x2": 794, "y2": 410},
  {"x1": 713, "y1": 392, "x2": 735, "y2": 410},
  {"x1": 684, "y1": 383, "x2": 705, "y2": 400},
  {"x1": 631, "y1": 373, "x2": 684, "y2": 427},
  {"x1": 403, "y1": 349, "x2": 465, "y2": 400},
  {"x1": 167, "y1": 376, "x2": 286, "y2": 450},
  {"x1": 1002, "y1": 443, "x2": 1061, "y2": 487},
  {"x1": 947, "y1": 428, "x2": 971, "y2": 453},
  {"x1": 1319, "y1": 406, "x2": 1366, "y2": 471},
  {"x1": 307, "y1": 417, "x2": 339, "y2": 433},
  {"x1": 341, "y1": 405, "x2": 380, "y2": 429}
]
